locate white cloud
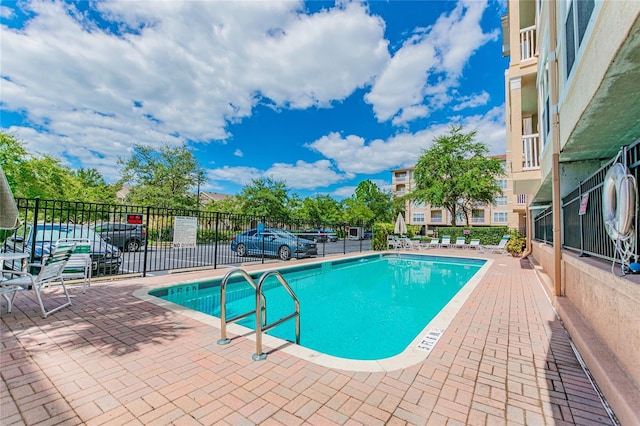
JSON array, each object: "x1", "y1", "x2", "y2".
[
  {"x1": 234, "y1": 149, "x2": 243, "y2": 157},
  {"x1": 1, "y1": 1, "x2": 388, "y2": 176},
  {"x1": 308, "y1": 106, "x2": 506, "y2": 174},
  {"x1": 207, "y1": 159, "x2": 350, "y2": 191},
  {"x1": 365, "y1": 0, "x2": 498, "y2": 125},
  {"x1": 452, "y1": 91, "x2": 490, "y2": 111}
]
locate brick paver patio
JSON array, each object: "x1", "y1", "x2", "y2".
[{"x1": 1, "y1": 252, "x2": 614, "y2": 425}]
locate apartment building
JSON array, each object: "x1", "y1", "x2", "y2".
[
  {"x1": 503, "y1": 1, "x2": 640, "y2": 423},
  {"x1": 391, "y1": 155, "x2": 524, "y2": 234}
]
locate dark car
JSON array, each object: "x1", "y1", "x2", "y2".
[
  {"x1": 93, "y1": 222, "x2": 147, "y2": 252},
  {"x1": 231, "y1": 228, "x2": 317, "y2": 260},
  {"x1": 2, "y1": 223, "x2": 122, "y2": 276}
]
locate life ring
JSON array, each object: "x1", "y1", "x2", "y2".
[{"x1": 602, "y1": 163, "x2": 636, "y2": 241}]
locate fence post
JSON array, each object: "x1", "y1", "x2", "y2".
[
  {"x1": 578, "y1": 181, "x2": 589, "y2": 257},
  {"x1": 30, "y1": 197, "x2": 40, "y2": 265},
  {"x1": 143, "y1": 206, "x2": 150, "y2": 277},
  {"x1": 214, "y1": 211, "x2": 219, "y2": 269}
]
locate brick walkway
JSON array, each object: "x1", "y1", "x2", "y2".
[{"x1": 1, "y1": 253, "x2": 614, "y2": 425}]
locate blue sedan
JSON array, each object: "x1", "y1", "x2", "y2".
[{"x1": 231, "y1": 228, "x2": 317, "y2": 260}]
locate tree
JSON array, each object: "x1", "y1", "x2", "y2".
[
  {"x1": 236, "y1": 177, "x2": 290, "y2": 221},
  {"x1": 118, "y1": 143, "x2": 204, "y2": 209},
  {"x1": 411, "y1": 126, "x2": 504, "y2": 226},
  {"x1": 353, "y1": 180, "x2": 393, "y2": 223},
  {"x1": 1, "y1": 132, "x2": 115, "y2": 201},
  {"x1": 293, "y1": 194, "x2": 343, "y2": 227}
]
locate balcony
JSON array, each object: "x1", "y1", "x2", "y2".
[
  {"x1": 520, "y1": 25, "x2": 536, "y2": 61},
  {"x1": 522, "y1": 133, "x2": 541, "y2": 170},
  {"x1": 517, "y1": 194, "x2": 527, "y2": 205},
  {"x1": 471, "y1": 217, "x2": 485, "y2": 224}
]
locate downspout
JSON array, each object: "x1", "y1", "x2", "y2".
[{"x1": 549, "y1": 0, "x2": 563, "y2": 296}]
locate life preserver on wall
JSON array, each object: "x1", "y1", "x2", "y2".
[{"x1": 602, "y1": 162, "x2": 636, "y2": 241}]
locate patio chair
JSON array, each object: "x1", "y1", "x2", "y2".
[
  {"x1": 467, "y1": 239, "x2": 481, "y2": 249},
  {"x1": 57, "y1": 238, "x2": 92, "y2": 293},
  {"x1": 0, "y1": 243, "x2": 75, "y2": 318},
  {"x1": 425, "y1": 238, "x2": 440, "y2": 249},
  {"x1": 454, "y1": 237, "x2": 466, "y2": 249},
  {"x1": 387, "y1": 235, "x2": 402, "y2": 250},
  {"x1": 440, "y1": 235, "x2": 451, "y2": 249},
  {"x1": 479, "y1": 235, "x2": 510, "y2": 254}
]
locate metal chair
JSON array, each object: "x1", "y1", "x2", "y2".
[
  {"x1": 57, "y1": 238, "x2": 92, "y2": 293},
  {"x1": 1, "y1": 243, "x2": 75, "y2": 318}
]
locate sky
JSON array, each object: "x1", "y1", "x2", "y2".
[{"x1": 1, "y1": 0, "x2": 509, "y2": 199}]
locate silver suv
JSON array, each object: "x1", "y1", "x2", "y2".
[{"x1": 93, "y1": 222, "x2": 147, "y2": 252}]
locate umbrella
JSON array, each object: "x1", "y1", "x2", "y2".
[
  {"x1": 0, "y1": 166, "x2": 19, "y2": 230},
  {"x1": 394, "y1": 212, "x2": 407, "y2": 236}
]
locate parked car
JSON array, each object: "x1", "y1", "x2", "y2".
[
  {"x1": 300, "y1": 229, "x2": 330, "y2": 243},
  {"x1": 231, "y1": 228, "x2": 317, "y2": 260},
  {"x1": 2, "y1": 223, "x2": 122, "y2": 276},
  {"x1": 363, "y1": 231, "x2": 373, "y2": 239},
  {"x1": 93, "y1": 222, "x2": 147, "y2": 252}
]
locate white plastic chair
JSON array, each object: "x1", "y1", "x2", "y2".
[
  {"x1": 440, "y1": 236, "x2": 451, "y2": 249},
  {"x1": 479, "y1": 235, "x2": 510, "y2": 254},
  {"x1": 454, "y1": 237, "x2": 466, "y2": 249},
  {"x1": 467, "y1": 239, "x2": 481, "y2": 250}
]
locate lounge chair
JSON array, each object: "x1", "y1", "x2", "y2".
[
  {"x1": 425, "y1": 238, "x2": 440, "y2": 249},
  {"x1": 403, "y1": 238, "x2": 422, "y2": 251},
  {"x1": 454, "y1": 237, "x2": 466, "y2": 249},
  {"x1": 467, "y1": 239, "x2": 481, "y2": 249},
  {"x1": 479, "y1": 235, "x2": 510, "y2": 254},
  {"x1": 57, "y1": 238, "x2": 92, "y2": 293},
  {"x1": 0, "y1": 243, "x2": 75, "y2": 318},
  {"x1": 440, "y1": 236, "x2": 451, "y2": 249}
]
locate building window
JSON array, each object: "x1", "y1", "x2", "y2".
[
  {"x1": 493, "y1": 212, "x2": 508, "y2": 223},
  {"x1": 412, "y1": 212, "x2": 425, "y2": 223},
  {"x1": 412, "y1": 200, "x2": 425, "y2": 208},
  {"x1": 494, "y1": 196, "x2": 508, "y2": 206},
  {"x1": 496, "y1": 179, "x2": 507, "y2": 190},
  {"x1": 471, "y1": 209, "x2": 485, "y2": 224},
  {"x1": 430, "y1": 210, "x2": 443, "y2": 223},
  {"x1": 565, "y1": 0, "x2": 594, "y2": 77}
]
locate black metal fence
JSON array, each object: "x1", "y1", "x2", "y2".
[
  {"x1": 2, "y1": 198, "x2": 374, "y2": 278},
  {"x1": 533, "y1": 138, "x2": 640, "y2": 264}
]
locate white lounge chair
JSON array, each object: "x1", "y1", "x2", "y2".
[
  {"x1": 1, "y1": 243, "x2": 75, "y2": 318},
  {"x1": 454, "y1": 237, "x2": 466, "y2": 249},
  {"x1": 479, "y1": 235, "x2": 510, "y2": 254},
  {"x1": 467, "y1": 239, "x2": 481, "y2": 249},
  {"x1": 425, "y1": 238, "x2": 440, "y2": 249},
  {"x1": 440, "y1": 236, "x2": 451, "y2": 249}
]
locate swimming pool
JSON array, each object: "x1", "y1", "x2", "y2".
[{"x1": 149, "y1": 253, "x2": 486, "y2": 361}]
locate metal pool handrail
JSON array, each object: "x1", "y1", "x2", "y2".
[
  {"x1": 253, "y1": 271, "x2": 300, "y2": 361},
  {"x1": 217, "y1": 268, "x2": 266, "y2": 345}
]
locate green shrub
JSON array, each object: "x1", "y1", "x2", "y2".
[
  {"x1": 436, "y1": 226, "x2": 509, "y2": 244},
  {"x1": 506, "y1": 230, "x2": 526, "y2": 256}
]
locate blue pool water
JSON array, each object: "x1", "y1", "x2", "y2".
[{"x1": 150, "y1": 254, "x2": 485, "y2": 360}]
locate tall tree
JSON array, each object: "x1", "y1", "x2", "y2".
[
  {"x1": 118, "y1": 143, "x2": 204, "y2": 209},
  {"x1": 353, "y1": 180, "x2": 393, "y2": 223},
  {"x1": 412, "y1": 126, "x2": 504, "y2": 226},
  {"x1": 294, "y1": 194, "x2": 343, "y2": 227},
  {"x1": 236, "y1": 177, "x2": 290, "y2": 221}
]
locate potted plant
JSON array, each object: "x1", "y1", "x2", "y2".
[{"x1": 506, "y1": 231, "x2": 526, "y2": 257}]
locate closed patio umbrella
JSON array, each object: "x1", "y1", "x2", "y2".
[
  {"x1": 394, "y1": 212, "x2": 407, "y2": 236},
  {"x1": 0, "y1": 167, "x2": 19, "y2": 230}
]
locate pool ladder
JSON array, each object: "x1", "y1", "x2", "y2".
[{"x1": 216, "y1": 268, "x2": 300, "y2": 361}]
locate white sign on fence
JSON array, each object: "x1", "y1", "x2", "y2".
[{"x1": 173, "y1": 216, "x2": 197, "y2": 248}]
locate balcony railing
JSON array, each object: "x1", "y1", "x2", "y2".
[
  {"x1": 430, "y1": 218, "x2": 443, "y2": 223},
  {"x1": 520, "y1": 25, "x2": 536, "y2": 61},
  {"x1": 471, "y1": 217, "x2": 485, "y2": 224},
  {"x1": 522, "y1": 133, "x2": 541, "y2": 170},
  {"x1": 517, "y1": 194, "x2": 527, "y2": 205}
]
